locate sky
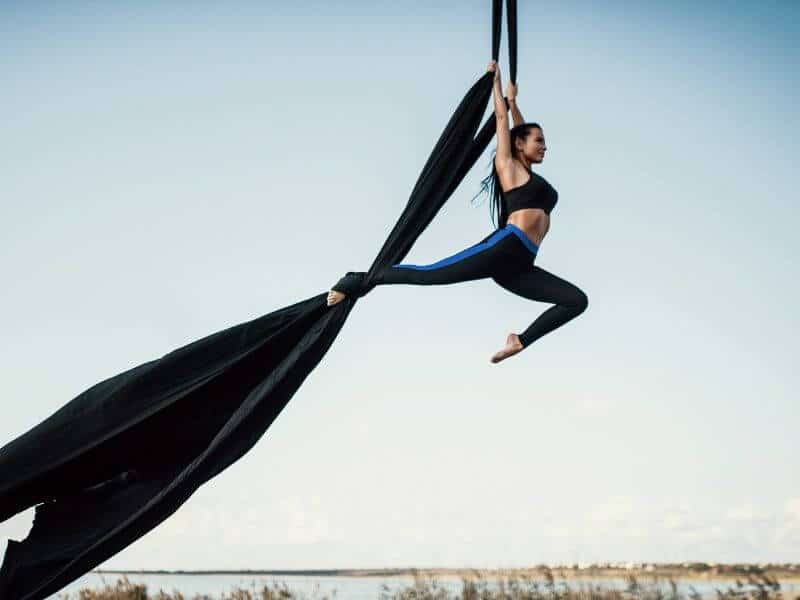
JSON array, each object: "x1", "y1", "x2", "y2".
[{"x1": 1, "y1": 0, "x2": 798, "y2": 575}]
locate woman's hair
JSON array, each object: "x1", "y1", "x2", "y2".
[{"x1": 471, "y1": 122, "x2": 542, "y2": 229}]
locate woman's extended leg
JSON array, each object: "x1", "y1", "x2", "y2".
[
  {"x1": 376, "y1": 227, "x2": 523, "y2": 286},
  {"x1": 492, "y1": 265, "x2": 589, "y2": 348},
  {"x1": 328, "y1": 226, "x2": 534, "y2": 304}
]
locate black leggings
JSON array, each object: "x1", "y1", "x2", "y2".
[{"x1": 375, "y1": 223, "x2": 588, "y2": 348}]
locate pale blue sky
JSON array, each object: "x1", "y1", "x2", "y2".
[{"x1": 1, "y1": 0, "x2": 798, "y2": 575}]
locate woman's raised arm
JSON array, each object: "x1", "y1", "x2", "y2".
[
  {"x1": 488, "y1": 61, "x2": 512, "y2": 171},
  {"x1": 507, "y1": 81, "x2": 525, "y2": 127}
]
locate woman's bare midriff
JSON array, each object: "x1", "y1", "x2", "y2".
[{"x1": 505, "y1": 208, "x2": 549, "y2": 247}]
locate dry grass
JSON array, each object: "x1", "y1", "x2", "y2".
[{"x1": 58, "y1": 570, "x2": 797, "y2": 600}]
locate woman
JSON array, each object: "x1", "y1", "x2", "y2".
[{"x1": 328, "y1": 60, "x2": 588, "y2": 364}]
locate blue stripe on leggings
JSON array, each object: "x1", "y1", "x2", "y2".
[
  {"x1": 505, "y1": 223, "x2": 540, "y2": 255},
  {"x1": 392, "y1": 224, "x2": 538, "y2": 271}
]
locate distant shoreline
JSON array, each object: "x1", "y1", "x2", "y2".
[{"x1": 92, "y1": 565, "x2": 800, "y2": 583}]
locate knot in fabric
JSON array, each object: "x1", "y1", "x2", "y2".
[{"x1": 330, "y1": 271, "x2": 371, "y2": 299}]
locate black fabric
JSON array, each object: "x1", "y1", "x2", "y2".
[
  {"x1": 506, "y1": 0, "x2": 518, "y2": 84},
  {"x1": 331, "y1": 271, "x2": 370, "y2": 298},
  {"x1": 0, "y1": 3, "x2": 516, "y2": 598}
]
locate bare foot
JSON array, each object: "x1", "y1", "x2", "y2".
[
  {"x1": 490, "y1": 332, "x2": 524, "y2": 363},
  {"x1": 327, "y1": 289, "x2": 346, "y2": 306}
]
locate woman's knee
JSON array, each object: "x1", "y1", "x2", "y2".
[{"x1": 567, "y1": 287, "x2": 589, "y2": 315}]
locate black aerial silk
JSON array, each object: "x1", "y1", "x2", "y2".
[{"x1": 0, "y1": 2, "x2": 517, "y2": 597}]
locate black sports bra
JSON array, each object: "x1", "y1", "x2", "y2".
[{"x1": 503, "y1": 167, "x2": 558, "y2": 216}]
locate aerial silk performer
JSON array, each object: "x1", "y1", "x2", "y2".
[
  {"x1": 0, "y1": 2, "x2": 586, "y2": 598},
  {"x1": 328, "y1": 58, "x2": 589, "y2": 363}
]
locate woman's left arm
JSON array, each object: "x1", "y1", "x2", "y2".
[{"x1": 506, "y1": 82, "x2": 525, "y2": 126}]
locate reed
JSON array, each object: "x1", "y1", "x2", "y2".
[{"x1": 58, "y1": 570, "x2": 798, "y2": 600}]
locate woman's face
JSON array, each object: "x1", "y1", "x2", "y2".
[{"x1": 517, "y1": 127, "x2": 546, "y2": 163}]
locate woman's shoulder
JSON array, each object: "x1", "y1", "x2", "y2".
[{"x1": 497, "y1": 159, "x2": 532, "y2": 192}]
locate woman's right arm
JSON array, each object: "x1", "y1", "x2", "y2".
[{"x1": 489, "y1": 61, "x2": 512, "y2": 171}]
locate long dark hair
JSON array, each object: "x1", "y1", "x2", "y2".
[{"x1": 471, "y1": 122, "x2": 542, "y2": 229}]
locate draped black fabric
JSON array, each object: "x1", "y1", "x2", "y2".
[{"x1": 0, "y1": 2, "x2": 518, "y2": 598}]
